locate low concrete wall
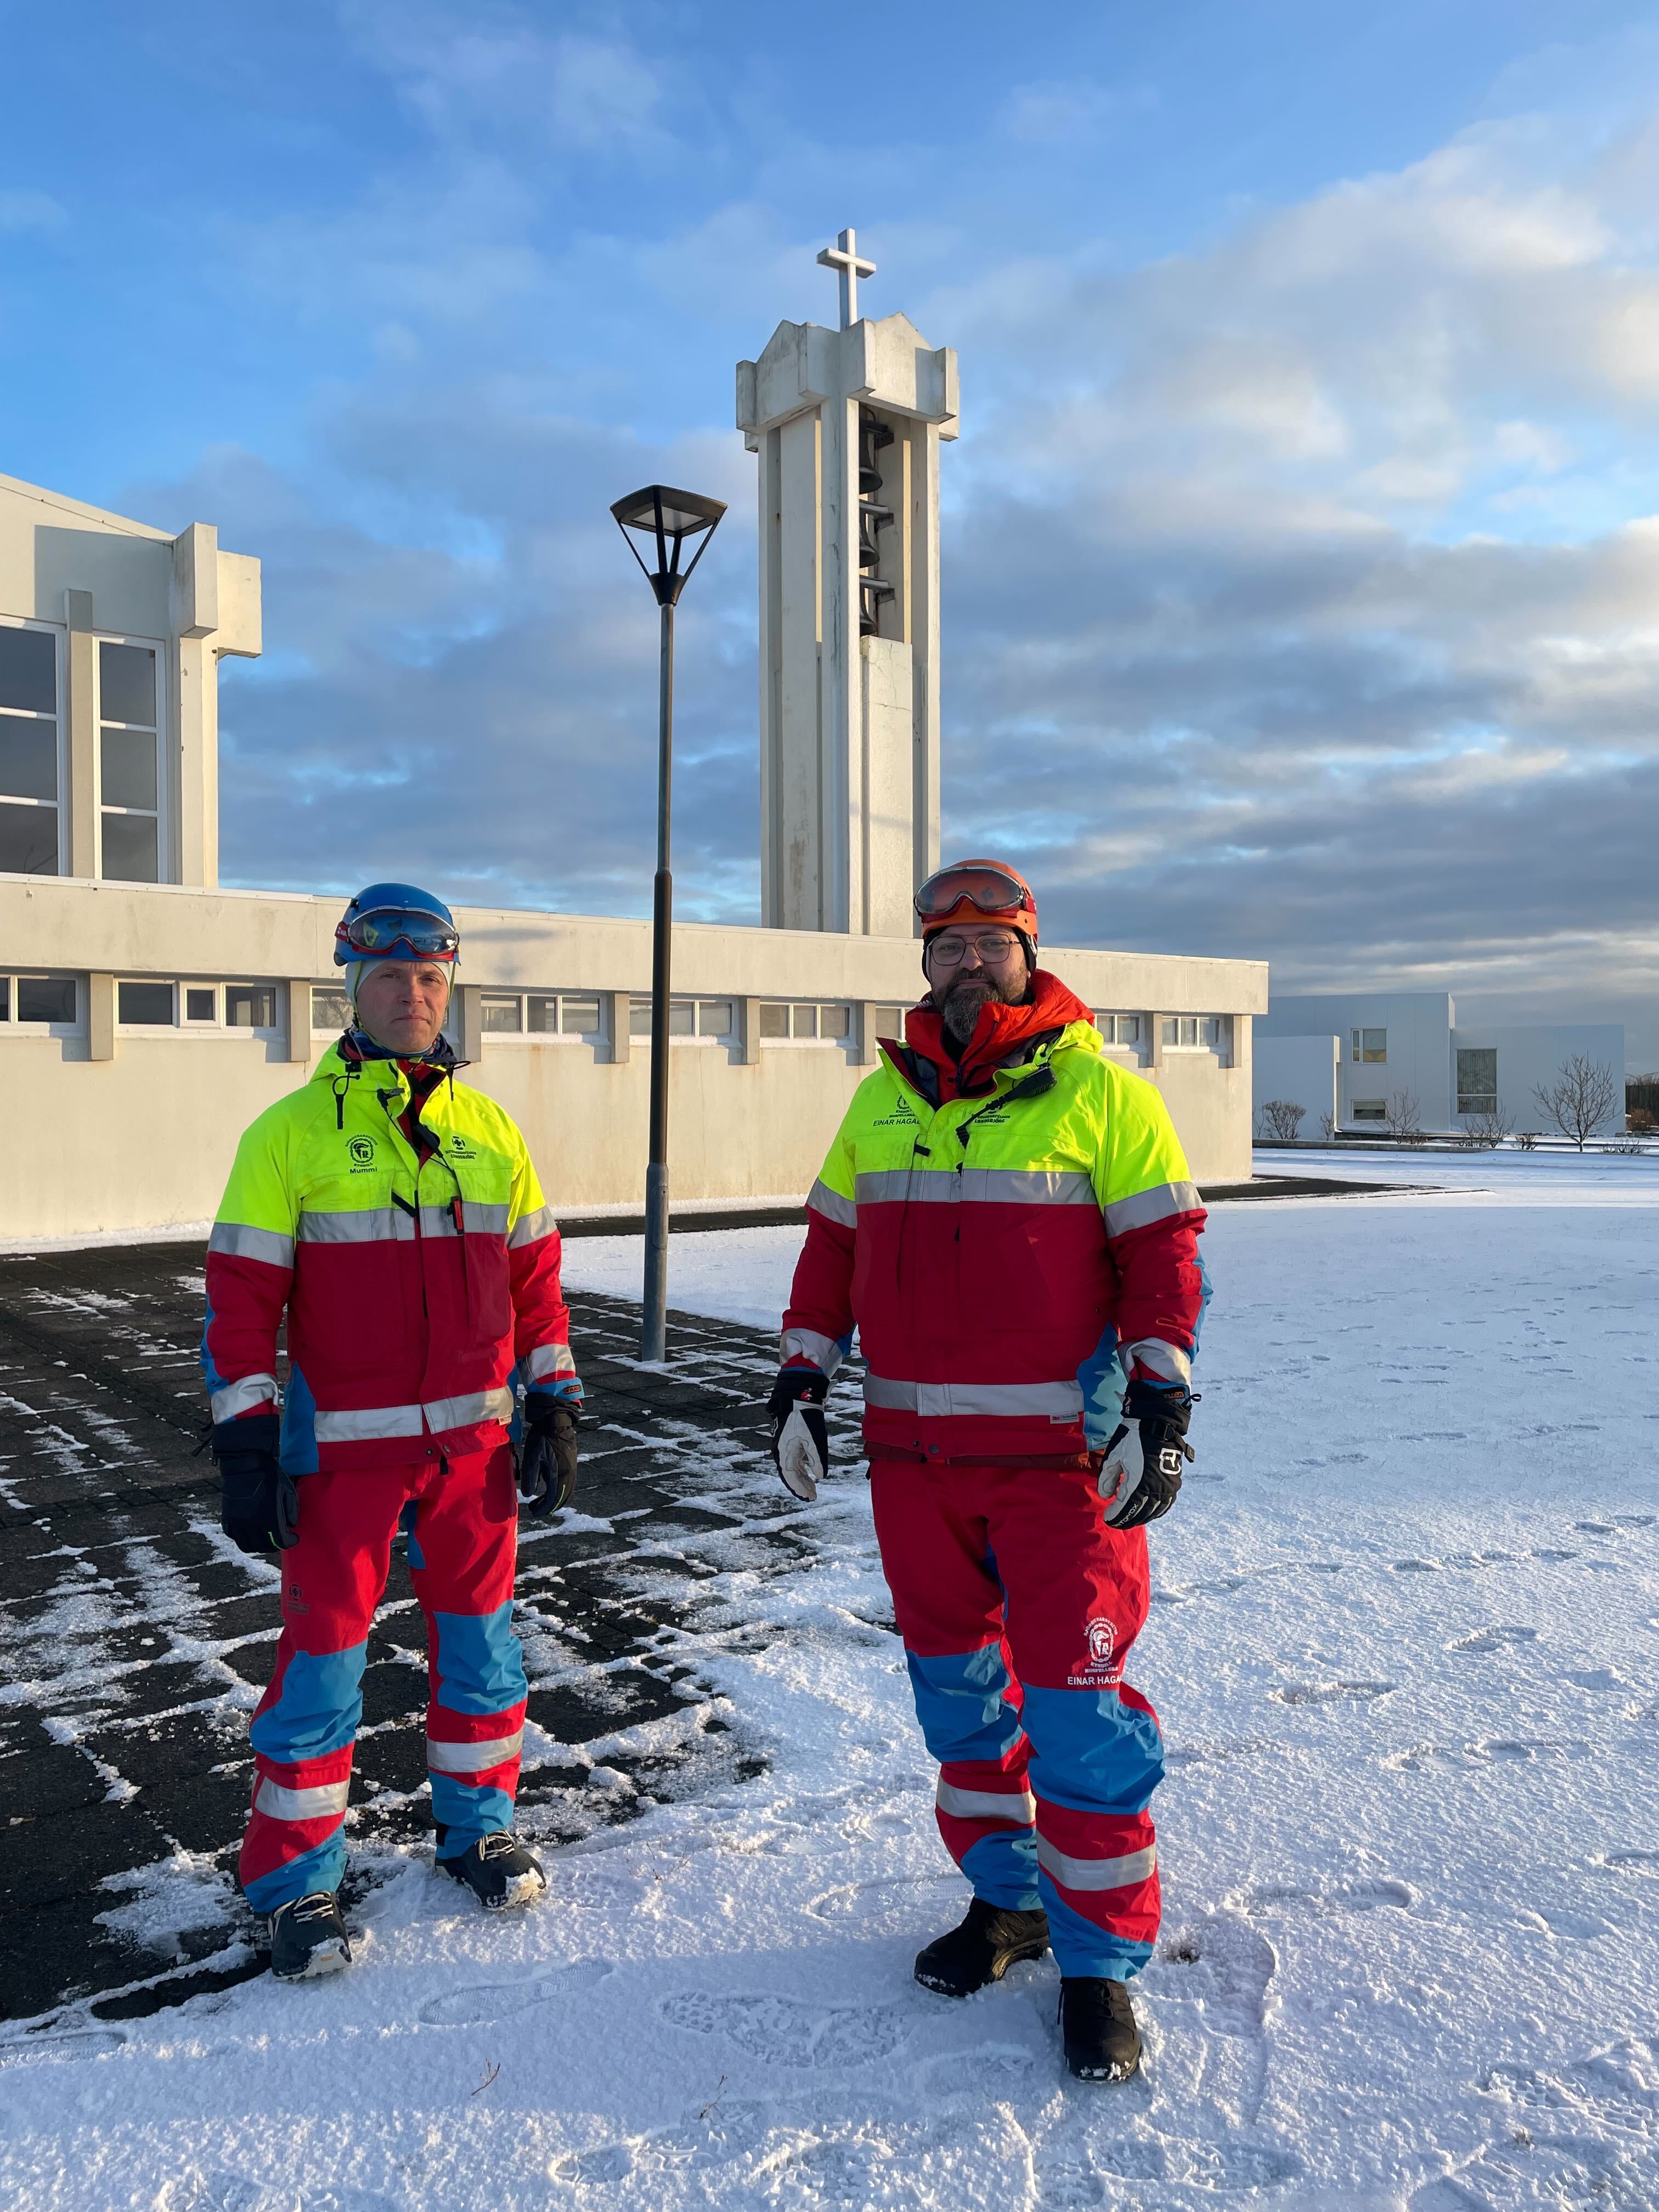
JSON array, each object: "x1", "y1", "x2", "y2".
[{"x1": 1, "y1": 876, "x2": 1267, "y2": 1236}]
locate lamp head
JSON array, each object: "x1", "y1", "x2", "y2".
[{"x1": 611, "y1": 483, "x2": 727, "y2": 606}]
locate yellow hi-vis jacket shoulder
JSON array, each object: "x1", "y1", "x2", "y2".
[
  {"x1": 201, "y1": 1043, "x2": 574, "y2": 1474},
  {"x1": 781, "y1": 1012, "x2": 1209, "y2": 1465}
]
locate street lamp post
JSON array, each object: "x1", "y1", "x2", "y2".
[{"x1": 610, "y1": 484, "x2": 727, "y2": 1363}]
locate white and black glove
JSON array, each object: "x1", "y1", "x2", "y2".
[
  {"x1": 767, "y1": 1368, "x2": 829, "y2": 1502},
  {"x1": 1098, "y1": 1379, "x2": 1195, "y2": 1530}
]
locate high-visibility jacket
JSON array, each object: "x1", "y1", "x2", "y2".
[
  {"x1": 202, "y1": 1043, "x2": 574, "y2": 1474},
  {"x1": 782, "y1": 978, "x2": 1207, "y2": 1466}
]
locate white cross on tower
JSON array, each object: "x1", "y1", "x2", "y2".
[{"x1": 816, "y1": 226, "x2": 876, "y2": 329}]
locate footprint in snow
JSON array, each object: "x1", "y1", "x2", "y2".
[
  {"x1": 1249, "y1": 1877, "x2": 1414, "y2": 1915},
  {"x1": 1597, "y1": 1849, "x2": 1659, "y2": 1874},
  {"x1": 1565, "y1": 1666, "x2": 1631, "y2": 1692},
  {"x1": 1149, "y1": 1912, "x2": 1277, "y2": 2034},
  {"x1": 0, "y1": 2029, "x2": 126, "y2": 2067},
  {"x1": 1272, "y1": 1680, "x2": 1394, "y2": 1706},
  {"x1": 659, "y1": 1990, "x2": 911, "y2": 2067},
  {"x1": 1448, "y1": 1626, "x2": 1538, "y2": 1654},
  {"x1": 419, "y1": 1957, "x2": 612, "y2": 2025},
  {"x1": 808, "y1": 1872, "x2": 961, "y2": 1921},
  {"x1": 1391, "y1": 1559, "x2": 1442, "y2": 1574}
]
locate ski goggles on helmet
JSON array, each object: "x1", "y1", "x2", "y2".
[
  {"x1": 914, "y1": 861, "x2": 1035, "y2": 926},
  {"x1": 336, "y1": 909, "x2": 460, "y2": 961}
]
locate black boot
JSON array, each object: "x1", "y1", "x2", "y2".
[
  {"x1": 439, "y1": 1829, "x2": 546, "y2": 1910},
  {"x1": 1059, "y1": 1976, "x2": 1141, "y2": 2081},
  {"x1": 268, "y1": 1891, "x2": 352, "y2": 1982},
  {"x1": 914, "y1": 1897, "x2": 1049, "y2": 1997}
]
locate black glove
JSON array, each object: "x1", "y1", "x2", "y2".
[
  {"x1": 766, "y1": 1367, "x2": 829, "y2": 1501},
  {"x1": 212, "y1": 1412, "x2": 300, "y2": 1554},
  {"x1": 1097, "y1": 1380, "x2": 1195, "y2": 1530},
  {"x1": 517, "y1": 1396, "x2": 580, "y2": 1515}
]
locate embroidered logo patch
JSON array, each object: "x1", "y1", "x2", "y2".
[
  {"x1": 1068, "y1": 1614, "x2": 1124, "y2": 1689},
  {"x1": 448, "y1": 1136, "x2": 476, "y2": 1158},
  {"x1": 347, "y1": 1136, "x2": 376, "y2": 1165}
]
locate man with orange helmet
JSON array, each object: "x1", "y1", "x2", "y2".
[{"x1": 768, "y1": 859, "x2": 1207, "y2": 2083}]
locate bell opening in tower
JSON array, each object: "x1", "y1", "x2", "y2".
[{"x1": 857, "y1": 407, "x2": 899, "y2": 640}]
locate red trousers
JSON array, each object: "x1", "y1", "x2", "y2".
[
  {"x1": 871, "y1": 1462, "x2": 1163, "y2": 1980},
  {"x1": 240, "y1": 1443, "x2": 528, "y2": 1914}
]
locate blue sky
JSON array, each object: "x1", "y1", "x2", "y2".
[{"x1": 5, "y1": 2, "x2": 1659, "y2": 1060}]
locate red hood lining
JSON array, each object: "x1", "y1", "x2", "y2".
[{"x1": 901, "y1": 970, "x2": 1096, "y2": 1099}]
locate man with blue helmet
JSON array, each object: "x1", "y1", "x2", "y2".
[{"x1": 202, "y1": 883, "x2": 583, "y2": 1980}]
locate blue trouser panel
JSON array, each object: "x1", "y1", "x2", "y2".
[
  {"x1": 428, "y1": 1602, "x2": 529, "y2": 1855},
  {"x1": 906, "y1": 1645, "x2": 1040, "y2": 1910}
]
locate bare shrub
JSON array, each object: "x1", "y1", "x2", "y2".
[
  {"x1": 1462, "y1": 1106, "x2": 1513, "y2": 1150},
  {"x1": 1318, "y1": 1111, "x2": 1337, "y2": 1141},
  {"x1": 1384, "y1": 1090, "x2": 1425, "y2": 1144},
  {"x1": 1532, "y1": 1056, "x2": 1618, "y2": 1152},
  {"x1": 1516, "y1": 1130, "x2": 1539, "y2": 1151},
  {"x1": 1257, "y1": 1099, "x2": 1306, "y2": 1141}
]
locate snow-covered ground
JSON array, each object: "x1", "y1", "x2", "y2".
[{"x1": 4, "y1": 1155, "x2": 1657, "y2": 2210}]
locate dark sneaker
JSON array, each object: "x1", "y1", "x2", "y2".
[
  {"x1": 439, "y1": 1830, "x2": 547, "y2": 1911},
  {"x1": 269, "y1": 1891, "x2": 352, "y2": 1982},
  {"x1": 1059, "y1": 1976, "x2": 1141, "y2": 2081},
  {"x1": 914, "y1": 1897, "x2": 1049, "y2": 1997}
]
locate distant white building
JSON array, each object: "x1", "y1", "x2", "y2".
[{"x1": 1255, "y1": 992, "x2": 1626, "y2": 1138}]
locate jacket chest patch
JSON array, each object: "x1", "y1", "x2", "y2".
[{"x1": 347, "y1": 1136, "x2": 377, "y2": 1170}]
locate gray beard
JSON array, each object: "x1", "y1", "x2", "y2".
[{"x1": 938, "y1": 973, "x2": 1027, "y2": 1049}]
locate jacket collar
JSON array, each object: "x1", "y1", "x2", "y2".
[{"x1": 898, "y1": 969, "x2": 1096, "y2": 1101}]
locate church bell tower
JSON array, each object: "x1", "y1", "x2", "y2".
[{"x1": 737, "y1": 229, "x2": 958, "y2": 936}]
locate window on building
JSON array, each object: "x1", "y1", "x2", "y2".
[
  {"x1": 225, "y1": 986, "x2": 276, "y2": 1029},
  {"x1": 669, "y1": 1000, "x2": 696, "y2": 1036},
  {"x1": 0, "y1": 621, "x2": 61, "y2": 876},
  {"x1": 312, "y1": 985, "x2": 351, "y2": 1033},
  {"x1": 1457, "y1": 1047, "x2": 1498, "y2": 1116},
  {"x1": 759, "y1": 1003, "x2": 789, "y2": 1039},
  {"x1": 1351, "y1": 1028, "x2": 1387, "y2": 1064},
  {"x1": 1096, "y1": 1013, "x2": 1141, "y2": 1047},
  {"x1": 118, "y1": 980, "x2": 174, "y2": 1025},
  {"x1": 697, "y1": 1000, "x2": 733, "y2": 1037},
  {"x1": 4, "y1": 975, "x2": 78, "y2": 1025},
  {"x1": 99, "y1": 641, "x2": 161, "y2": 883},
  {"x1": 184, "y1": 986, "x2": 218, "y2": 1025},
  {"x1": 820, "y1": 1004, "x2": 851, "y2": 1040},
  {"x1": 1351, "y1": 1098, "x2": 1387, "y2": 1121},
  {"x1": 561, "y1": 997, "x2": 600, "y2": 1036},
  {"x1": 1162, "y1": 1016, "x2": 1202, "y2": 1048},
  {"x1": 481, "y1": 992, "x2": 523, "y2": 1032}
]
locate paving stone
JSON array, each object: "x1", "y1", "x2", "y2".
[{"x1": 0, "y1": 1234, "x2": 859, "y2": 2025}]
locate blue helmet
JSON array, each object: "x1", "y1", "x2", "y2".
[{"x1": 333, "y1": 882, "x2": 459, "y2": 968}]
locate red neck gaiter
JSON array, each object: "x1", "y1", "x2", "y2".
[{"x1": 902, "y1": 968, "x2": 1094, "y2": 1101}]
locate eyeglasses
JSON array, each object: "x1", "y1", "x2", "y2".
[
  {"x1": 339, "y1": 910, "x2": 460, "y2": 959},
  {"x1": 927, "y1": 930, "x2": 1024, "y2": 967}
]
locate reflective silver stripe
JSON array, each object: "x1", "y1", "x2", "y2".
[
  {"x1": 417, "y1": 1203, "x2": 510, "y2": 1237},
  {"x1": 1123, "y1": 1336, "x2": 1193, "y2": 1389},
  {"x1": 864, "y1": 1374, "x2": 1084, "y2": 1420},
  {"x1": 424, "y1": 1386, "x2": 515, "y2": 1432},
  {"x1": 314, "y1": 1402, "x2": 425, "y2": 1442},
  {"x1": 1103, "y1": 1181, "x2": 1202, "y2": 1237},
  {"x1": 524, "y1": 1342, "x2": 577, "y2": 1383},
  {"x1": 936, "y1": 1779, "x2": 1037, "y2": 1825},
  {"x1": 297, "y1": 1207, "x2": 414, "y2": 1244},
  {"x1": 209, "y1": 1221, "x2": 295, "y2": 1268},
  {"x1": 210, "y1": 1373, "x2": 278, "y2": 1423},
  {"x1": 780, "y1": 1327, "x2": 844, "y2": 1380},
  {"x1": 509, "y1": 1204, "x2": 559, "y2": 1249},
  {"x1": 1036, "y1": 1836, "x2": 1158, "y2": 1891},
  {"x1": 807, "y1": 1177, "x2": 857, "y2": 1228},
  {"x1": 253, "y1": 1776, "x2": 351, "y2": 1822},
  {"x1": 426, "y1": 1730, "x2": 524, "y2": 1774},
  {"x1": 856, "y1": 1168, "x2": 1096, "y2": 1206}
]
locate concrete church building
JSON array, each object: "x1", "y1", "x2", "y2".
[{"x1": 0, "y1": 238, "x2": 1265, "y2": 1244}]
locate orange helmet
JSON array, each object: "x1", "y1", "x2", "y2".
[{"x1": 915, "y1": 859, "x2": 1039, "y2": 958}]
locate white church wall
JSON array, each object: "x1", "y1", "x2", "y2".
[{"x1": 0, "y1": 874, "x2": 1265, "y2": 1238}]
